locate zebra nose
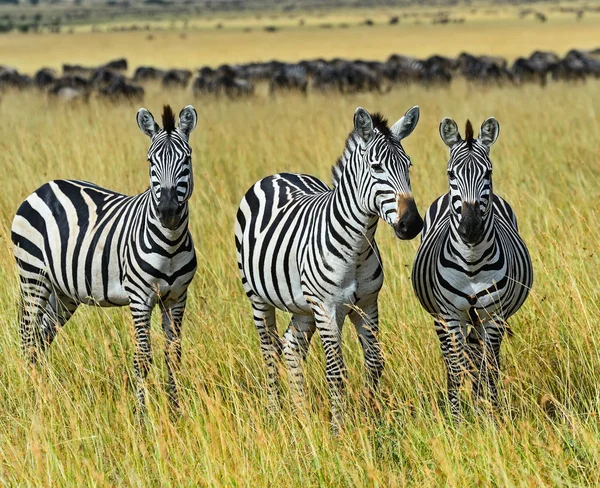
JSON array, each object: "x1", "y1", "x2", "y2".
[
  {"x1": 458, "y1": 202, "x2": 484, "y2": 244},
  {"x1": 394, "y1": 197, "x2": 423, "y2": 240},
  {"x1": 157, "y1": 187, "x2": 181, "y2": 229}
]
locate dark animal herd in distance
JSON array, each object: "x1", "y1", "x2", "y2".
[{"x1": 1, "y1": 48, "x2": 599, "y2": 102}]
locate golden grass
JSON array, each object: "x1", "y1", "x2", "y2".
[
  {"x1": 1, "y1": 10, "x2": 599, "y2": 74},
  {"x1": 1, "y1": 17, "x2": 600, "y2": 486}
]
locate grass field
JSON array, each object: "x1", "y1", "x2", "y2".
[{"x1": 1, "y1": 13, "x2": 600, "y2": 487}]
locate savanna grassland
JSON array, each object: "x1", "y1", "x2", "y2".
[{"x1": 1, "y1": 9, "x2": 600, "y2": 487}]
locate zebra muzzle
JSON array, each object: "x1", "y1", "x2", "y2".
[
  {"x1": 458, "y1": 202, "x2": 484, "y2": 245},
  {"x1": 157, "y1": 187, "x2": 183, "y2": 230},
  {"x1": 393, "y1": 195, "x2": 423, "y2": 240}
]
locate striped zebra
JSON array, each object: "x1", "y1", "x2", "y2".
[
  {"x1": 11, "y1": 105, "x2": 198, "y2": 414},
  {"x1": 235, "y1": 106, "x2": 423, "y2": 432},
  {"x1": 412, "y1": 117, "x2": 533, "y2": 416}
]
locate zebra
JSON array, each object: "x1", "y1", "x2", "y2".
[
  {"x1": 411, "y1": 117, "x2": 533, "y2": 417},
  {"x1": 11, "y1": 105, "x2": 198, "y2": 415},
  {"x1": 235, "y1": 106, "x2": 423, "y2": 432}
]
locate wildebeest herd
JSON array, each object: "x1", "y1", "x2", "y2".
[{"x1": 1, "y1": 47, "x2": 599, "y2": 102}]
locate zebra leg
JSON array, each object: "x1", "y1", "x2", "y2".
[
  {"x1": 160, "y1": 294, "x2": 186, "y2": 415},
  {"x1": 39, "y1": 292, "x2": 78, "y2": 352},
  {"x1": 349, "y1": 303, "x2": 384, "y2": 402},
  {"x1": 282, "y1": 314, "x2": 316, "y2": 407},
  {"x1": 313, "y1": 304, "x2": 346, "y2": 435},
  {"x1": 466, "y1": 324, "x2": 485, "y2": 402},
  {"x1": 434, "y1": 318, "x2": 469, "y2": 419},
  {"x1": 18, "y1": 273, "x2": 51, "y2": 364},
  {"x1": 251, "y1": 299, "x2": 281, "y2": 411},
  {"x1": 481, "y1": 321, "x2": 506, "y2": 409},
  {"x1": 130, "y1": 300, "x2": 153, "y2": 416}
]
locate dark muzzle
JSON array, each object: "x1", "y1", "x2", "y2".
[
  {"x1": 157, "y1": 187, "x2": 183, "y2": 230},
  {"x1": 457, "y1": 202, "x2": 484, "y2": 245},
  {"x1": 393, "y1": 196, "x2": 423, "y2": 240}
]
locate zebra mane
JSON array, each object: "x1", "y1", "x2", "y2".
[
  {"x1": 465, "y1": 120, "x2": 474, "y2": 149},
  {"x1": 162, "y1": 105, "x2": 176, "y2": 133},
  {"x1": 331, "y1": 113, "x2": 390, "y2": 187}
]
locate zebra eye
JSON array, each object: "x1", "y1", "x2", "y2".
[
  {"x1": 484, "y1": 170, "x2": 492, "y2": 179},
  {"x1": 447, "y1": 170, "x2": 456, "y2": 179},
  {"x1": 371, "y1": 163, "x2": 385, "y2": 174}
]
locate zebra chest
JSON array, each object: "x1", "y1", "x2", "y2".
[
  {"x1": 443, "y1": 263, "x2": 508, "y2": 314},
  {"x1": 123, "y1": 245, "x2": 196, "y2": 306}
]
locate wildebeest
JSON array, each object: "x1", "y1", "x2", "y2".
[
  {"x1": 162, "y1": 69, "x2": 193, "y2": 89},
  {"x1": 0, "y1": 67, "x2": 32, "y2": 90},
  {"x1": 99, "y1": 77, "x2": 144, "y2": 101},
  {"x1": 269, "y1": 65, "x2": 308, "y2": 95},
  {"x1": 34, "y1": 68, "x2": 57, "y2": 89},
  {"x1": 133, "y1": 66, "x2": 166, "y2": 83}
]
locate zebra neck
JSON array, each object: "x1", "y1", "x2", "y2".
[
  {"x1": 449, "y1": 211, "x2": 496, "y2": 263},
  {"x1": 145, "y1": 194, "x2": 190, "y2": 245},
  {"x1": 329, "y1": 167, "x2": 379, "y2": 254}
]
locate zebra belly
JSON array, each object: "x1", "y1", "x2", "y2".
[{"x1": 236, "y1": 173, "x2": 329, "y2": 315}]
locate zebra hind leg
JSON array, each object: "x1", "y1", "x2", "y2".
[
  {"x1": 39, "y1": 292, "x2": 79, "y2": 353},
  {"x1": 251, "y1": 299, "x2": 281, "y2": 412},
  {"x1": 18, "y1": 273, "x2": 52, "y2": 364},
  {"x1": 282, "y1": 314, "x2": 316, "y2": 408}
]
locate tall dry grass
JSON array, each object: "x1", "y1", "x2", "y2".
[{"x1": 0, "y1": 76, "x2": 599, "y2": 485}]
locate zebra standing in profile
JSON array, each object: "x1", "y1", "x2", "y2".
[
  {"x1": 11, "y1": 105, "x2": 198, "y2": 414},
  {"x1": 412, "y1": 117, "x2": 533, "y2": 416},
  {"x1": 235, "y1": 106, "x2": 423, "y2": 432}
]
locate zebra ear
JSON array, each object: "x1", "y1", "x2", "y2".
[
  {"x1": 178, "y1": 105, "x2": 198, "y2": 138},
  {"x1": 439, "y1": 117, "x2": 461, "y2": 148},
  {"x1": 137, "y1": 108, "x2": 159, "y2": 138},
  {"x1": 391, "y1": 105, "x2": 420, "y2": 140},
  {"x1": 479, "y1": 117, "x2": 500, "y2": 148},
  {"x1": 354, "y1": 107, "x2": 373, "y2": 143}
]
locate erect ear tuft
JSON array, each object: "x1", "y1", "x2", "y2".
[
  {"x1": 439, "y1": 117, "x2": 461, "y2": 148},
  {"x1": 137, "y1": 108, "x2": 159, "y2": 138},
  {"x1": 354, "y1": 107, "x2": 373, "y2": 143},
  {"x1": 479, "y1": 117, "x2": 500, "y2": 148},
  {"x1": 178, "y1": 105, "x2": 198, "y2": 138},
  {"x1": 391, "y1": 105, "x2": 420, "y2": 140}
]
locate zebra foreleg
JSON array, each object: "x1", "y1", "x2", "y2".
[
  {"x1": 130, "y1": 300, "x2": 153, "y2": 417},
  {"x1": 349, "y1": 303, "x2": 384, "y2": 404},
  {"x1": 161, "y1": 294, "x2": 186, "y2": 416},
  {"x1": 466, "y1": 324, "x2": 485, "y2": 402},
  {"x1": 251, "y1": 300, "x2": 281, "y2": 412},
  {"x1": 481, "y1": 321, "x2": 505, "y2": 409},
  {"x1": 282, "y1": 314, "x2": 316, "y2": 407},
  {"x1": 434, "y1": 318, "x2": 469, "y2": 420},
  {"x1": 313, "y1": 304, "x2": 346, "y2": 435}
]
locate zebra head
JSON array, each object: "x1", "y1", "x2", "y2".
[
  {"x1": 137, "y1": 105, "x2": 198, "y2": 230},
  {"x1": 354, "y1": 106, "x2": 423, "y2": 240},
  {"x1": 439, "y1": 117, "x2": 500, "y2": 245}
]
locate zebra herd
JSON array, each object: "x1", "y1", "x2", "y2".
[{"x1": 11, "y1": 103, "x2": 533, "y2": 432}]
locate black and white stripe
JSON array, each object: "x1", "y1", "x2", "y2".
[
  {"x1": 12, "y1": 105, "x2": 198, "y2": 414},
  {"x1": 235, "y1": 106, "x2": 423, "y2": 432},
  {"x1": 412, "y1": 117, "x2": 533, "y2": 416}
]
